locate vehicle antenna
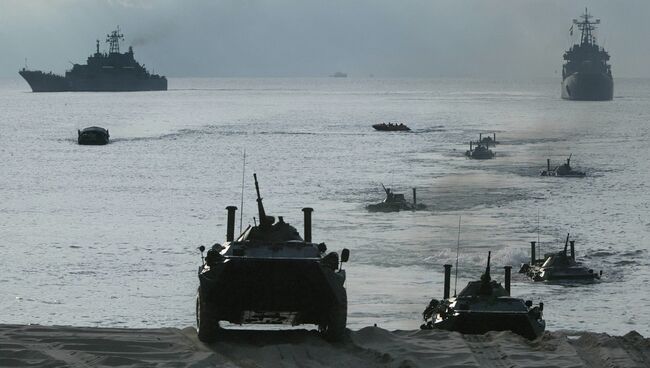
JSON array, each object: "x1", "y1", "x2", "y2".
[
  {"x1": 454, "y1": 216, "x2": 461, "y2": 297},
  {"x1": 239, "y1": 149, "x2": 246, "y2": 234},
  {"x1": 537, "y1": 208, "x2": 540, "y2": 258}
]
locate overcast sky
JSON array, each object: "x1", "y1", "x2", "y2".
[{"x1": 0, "y1": 0, "x2": 648, "y2": 78}]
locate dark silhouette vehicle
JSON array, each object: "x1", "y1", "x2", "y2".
[
  {"x1": 465, "y1": 140, "x2": 495, "y2": 159},
  {"x1": 196, "y1": 174, "x2": 350, "y2": 342},
  {"x1": 519, "y1": 234, "x2": 601, "y2": 281},
  {"x1": 472, "y1": 133, "x2": 499, "y2": 147},
  {"x1": 366, "y1": 184, "x2": 426, "y2": 212},
  {"x1": 421, "y1": 252, "x2": 545, "y2": 340},
  {"x1": 540, "y1": 154, "x2": 586, "y2": 177},
  {"x1": 77, "y1": 126, "x2": 109, "y2": 145}
]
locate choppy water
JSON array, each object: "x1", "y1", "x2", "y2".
[{"x1": 1, "y1": 77, "x2": 649, "y2": 336}]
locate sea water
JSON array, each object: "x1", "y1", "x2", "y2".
[{"x1": 1, "y1": 77, "x2": 649, "y2": 336}]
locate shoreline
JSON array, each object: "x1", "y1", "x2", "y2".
[{"x1": 1, "y1": 324, "x2": 648, "y2": 367}]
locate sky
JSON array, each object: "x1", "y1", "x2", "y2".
[{"x1": 0, "y1": 0, "x2": 648, "y2": 78}]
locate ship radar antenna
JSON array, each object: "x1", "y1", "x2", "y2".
[
  {"x1": 106, "y1": 26, "x2": 125, "y2": 54},
  {"x1": 573, "y1": 8, "x2": 599, "y2": 46}
]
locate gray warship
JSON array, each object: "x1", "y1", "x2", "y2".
[
  {"x1": 19, "y1": 27, "x2": 166, "y2": 92},
  {"x1": 561, "y1": 9, "x2": 613, "y2": 101},
  {"x1": 196, "y1": 174, "x2": 350, "y2": 342},
  {"x1": 421, "y1": 252, "x2": 546, "y2": 340},
  {"x1": 519, "y1": 234, "x2": 601, "y2": 281},
  {"x1": 366, "y1": 185, "x2": 426, "y2": 212},
  {"x1": 540, "y1": 154, "x2": 586, "y2": 177}
]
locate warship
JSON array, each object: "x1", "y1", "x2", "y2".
[
  {"x1": 561, "y1": 9, "x2": 613, "y2": 101},
  {"x1": 540, "y1": 154, "x2": 586, "y2": 177},
  {"x1": 421, "y1": 252, "x2": 546, "y2": 340},
  {"x1": 19, "y1": 27, "x2": 167, "y2": 92},
  {"x1": 196, "y1": 174, "x2": 350, "y2": 342},
  {"x1": 366, "y1": 185, "x2": 426, "y2": 212},
  {"x1": 519, "y1": 234, "x2": 601, "y2": 281},
  {"x1": 78, "y1": 126, "x2": 109, "y2": 145}
]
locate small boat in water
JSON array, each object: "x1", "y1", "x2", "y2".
[
  {"x1": 78, "y1": 126, "x2": 109, "y2": 145},
  {"x1": 519, "y1": 233, "x2": 601, "y2": 281},
  {"x1": 540, "y1": 154, "x2": 585, "y2": 177},
  {"x1": 366, "y1": 185, "x2": 426, "y2": 212},
  {"x1": 372, "y1": 122, "x2": 410, "y2": 131},
  {"x1": 421, "y1": 252, "x2": 546, "y2": 340}
]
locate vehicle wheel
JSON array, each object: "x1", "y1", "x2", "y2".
[
  {"x1": 196, "y1": 287, "x2": 219, "y2": 343},
  {"x1": 320, "y1": 290, "x2": 348, "y2": 342}
]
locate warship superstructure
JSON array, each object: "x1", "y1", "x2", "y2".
[
  {"x1": 19, "y1": 27, "x2": 167, "y2": 92},
  {"x1": 561, "y1": 9, "x2": 613, "y2": 101}
]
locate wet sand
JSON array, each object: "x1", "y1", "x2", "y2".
[{"x1": 1, "y1": 324, "x2": 649, "y2": 367}]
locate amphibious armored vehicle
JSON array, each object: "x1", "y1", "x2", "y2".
[
  {"x1": 465, "y1": 141, "x2": 495, "y2": 160},
  {"x1": 540, "y1": 154, "x2": 585, "y2": 177},
  {"x1": 78, "y1": 126, "x2": 109, "y2": 145},
  {"x1": 372, "y1": 122, "x2": 410, "y2": 131},
  {"x1": 196, "y1": 174, "x2": 350, "y2": 342},
  {"x1": 519, "y1": 234, "x2": 601, "y2": 281},
  {"x1": 421, "y1": 252, "x2": 545, "y2": 340},
  {"x1": 366, "y1": 184, "x2": 426, "y2": 212}
]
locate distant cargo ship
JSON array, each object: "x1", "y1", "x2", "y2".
[
  {"x1": 330, "y1": 72, "x2": 347, "y2": 78},
  {"x1": 561, "y1": 9, "x2": 613, "y2": 101},
  {"x1": 19, "y1": 27, "x2": 167, "y2": 92}
]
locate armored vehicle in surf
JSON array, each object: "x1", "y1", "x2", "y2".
[
  {"x1": 78, "y1": 126, "x2": 109, "y2": 145},
  {"x1": 465, "y1": 140, "x2": 495, "y2": 160},
  {"x1": 372, "y1": 122, "x2": 411, "y2": 131},
  {"x1": 540, "y1": 154, "x2": 585, "y2": 177},
  {"x1": 519, "y1": 234, "x2": 601, "y2": 281},
  {"x1": 19, "y1": 27, "x2": 166, "y2": 92},
  {"x1": 561, "y1": 9, "x2": 613, "y2": 101},
  {"x1": 421, "y1": 252, "x2": 545, "y2": 340},
  {"x1": 196, "y1": 174, "x2": 350, "y2": 342},
  {"x1": 366, "y1": 184, "x2": 426, "y2": 212}
]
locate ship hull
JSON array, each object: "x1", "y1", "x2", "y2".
[
  {"x1": 19, "y1": 70, "x2": 167, "y2": 92},
  {"x1": 561, "y1": 72, "x2": 613, "y2": 101}
]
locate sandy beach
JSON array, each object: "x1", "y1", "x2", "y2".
[{"x1": 1, "y1": 324, "x2": 648, "y2": 367}]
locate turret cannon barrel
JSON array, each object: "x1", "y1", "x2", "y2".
[{"x1": 253, "y1": 173, "x2": 271, "y2": 229}]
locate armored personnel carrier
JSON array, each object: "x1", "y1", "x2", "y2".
[
  {"x1": 196, "y1": 174, "x2": 350, "y2": 342},
  {"x1": 78, "y1": 126, "x2": 109, "y2": 145},
  {"x1": 465, "y1": 141, "x2": 495, "y2": 159},
  {"x1": 421, "y1": 252, "x2": 545, "y2": 340},
  {"x1": 366, "y1": 184, "x2": 426, "y2": 212},
  {"x1": 540, "y1": 154, "x2": 586, "y2": 177},
  {"x1": 519, "y1": 234, "x2": 601, "y2": 281}
]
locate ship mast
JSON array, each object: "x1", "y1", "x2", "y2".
[
  {"x1": 573, "y1": 8, "x2": 600, "y2": 46},
  {"x1": 106, "y1": 26, "x2": 125, "y2": 54}
]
